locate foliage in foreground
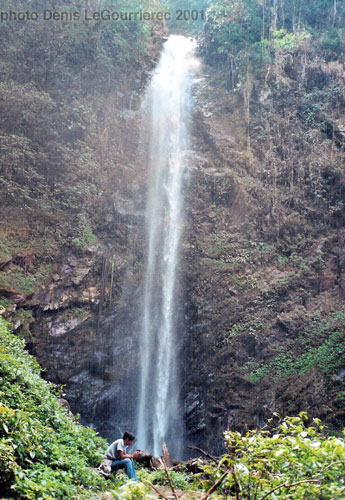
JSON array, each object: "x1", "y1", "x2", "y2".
[
  {"x1": 201, "y1": 413, "x2": 345, "y2": 499},
  {"x1": 139, "y1": 467, "x2": 195, "y2": 491},
  {"x1": 2, "y1": 314, "x2": 345, "y2": 500},
  {"x1": 0, "y1": 316, "x2": 109, "y2": 499}
]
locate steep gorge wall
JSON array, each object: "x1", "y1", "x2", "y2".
[
  {"x1": 182, "y1": 47, "x2": 345, "y2": 453},
  {"x1": 0, "y1": 3, "x2": 166, "y2": 441},
  {"x1": 1, "y1": 9, "x2": 345, "y2": 455}
]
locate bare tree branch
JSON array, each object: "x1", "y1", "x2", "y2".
[
  {"x1": 187, "y1": 444, "x2": 219, "y2": 464},
  {"x1": 201, "y1": 470, "x2": 229, "y2": 500},
  {"x1": 143, "y1": 479, "x2": 170, "y2": 500},
  {"x1": 230, "y1": 468, "x2": 240, "y2": 500},
  {"x1": 160, "y1": 458, "x2": 179, "y2": 500},
  {"x1": 260, "y1": 479, "x2": 319, "y2": 500}
]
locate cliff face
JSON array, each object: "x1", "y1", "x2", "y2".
[
  {"x1": 182, "y1": 45, "x2": 345, "y2": 453},
  {"x1": 1, "y1": 7, "x2": 345, "y2": 456},
  {"x1": 0, "y1": 1, "x2": 165, "y2": 442}
]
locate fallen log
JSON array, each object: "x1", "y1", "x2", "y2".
[
  {"x1": 201, "y1": 470, "x2": 229, "y2": 500},
  {"x1": 151, "y1": 456, "x2": 163, "y2": 468},
  {"x1": 136, "y1": 450, "x2": 154, "y2": 468},
  {"x1": 184, "y1": 458, "x2": 208, "y2": 474}
]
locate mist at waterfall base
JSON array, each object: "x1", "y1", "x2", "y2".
[{"x1": 136, "y1": 35, "x2": 199, "y2": 459}]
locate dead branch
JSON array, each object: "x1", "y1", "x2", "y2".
[
  {"x1": 188, "y1": 444, "x2": 241, "y2": 498},
  {"x1": 259, "y1": 479, "x2": 319, "y2": 500},
  {"x1": 160, "y1": 458, "x2": 179, "y2": 500},
  {"x1": 143, "y1": 479, "x2": 170, "y2": 500},
  {"x1": 230, "y1": 468, "x2": 240, "y2": 500},
  {"x1": 201, "y1": 470, "x2": 229, "y2": 500},
  {"x1": 187, "y1": 445, "x2": 219, "y2": 464},
  {"x1": 162, "y1": 441, "x2": 173, "y2": 468}
]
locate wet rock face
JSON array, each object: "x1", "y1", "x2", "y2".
[
  {"x1": 33, "y1": 256, "x2": 94, "y2": 312},
  {"x1": 184, "y1": 389, "x2": 207, "y2": 434},
  {"x1": 29, "y1": 193, "x2": 146, "y2": 441},
  {"x1": 179, "y1": 74, "x2": 345, "y2": 452},
  {"x1": 25, "y1": 87, "x2": 149, "y2": 442},
  {"x1": 35, "y1": 301, "x2": 142, "y2": 442}
]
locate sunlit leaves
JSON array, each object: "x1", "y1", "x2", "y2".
[
  {"x1": 0, "y1": 317, "x2": 108, "y2": 499},
  {"x1": 200, "y1": 414, "x2": 345, "y2": 499}
]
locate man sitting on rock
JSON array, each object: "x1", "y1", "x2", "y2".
[{"x1": 102, "y1": 431, "x2": 140, "y2": 481}]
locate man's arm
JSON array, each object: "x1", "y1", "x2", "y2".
[{"x1": 118, "y1": 450, "x2": 141, "y2": 460}]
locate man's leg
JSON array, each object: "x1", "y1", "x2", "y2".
[
  {"x1": 125, "y1": 459, "x2": 137, "y2": 481},
  {"x1": 111, "y1": 458, "x2": 137, "y2": 481}
]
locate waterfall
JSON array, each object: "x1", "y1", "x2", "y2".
[{"x1": 137, "y1": 35, "x2": 197, "y2": 457}]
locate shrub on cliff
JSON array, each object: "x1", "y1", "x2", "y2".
[{"x1": 0, "y1": 316, "x2": 108, "y2": 499}]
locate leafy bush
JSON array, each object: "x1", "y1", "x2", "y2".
[
  {"x1": 201, "y1": 0, "x2": 268, "y2": 87},
  {"x1": 201, "y1": 414, "x2": 345, "y2": 499},
  {"x1": 111, "y1": 480, "x2": 151, "y2": 500},
  {"x1": 0, "y1": 317, "x2": 109, "y2": 499},
  {"x1": 147, "y1": 468, "x2": 194, "y2": 490}
]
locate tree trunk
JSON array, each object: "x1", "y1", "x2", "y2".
[
  {"x1": 162, "y1": 441, "x2": 173, "y2": 468},
  {"x1": 333, "y1": 0, "x2": 337, "y2": 26}
]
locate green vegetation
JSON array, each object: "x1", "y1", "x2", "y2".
[
  {"x1": 9, "y1": 308, "x2": 35, "y2": 342},
  {"x1": 0, "y1": 317, "x2": 200, "y2": 499},
  {"x1": 247, "y1": 310, "x2": 345, "y2": 383},
  {"x1": 0, "y1": 264, "x2": 51, "y2": 297},
  {"x1": 271, "y1": 28, "x2": 311, "y2": 50},
  {"x1": 0, "y1": 316, "x2": 175, "y2": 500},
  {"x1": 0, "y1": 269, "x2": 36, "y2": 295},
  {"x1": 72, "y1": 223, "x2": 98, "y2": 249},
  {"x1": 141, "y1": 468, "x2": 195, "y2": 490},
  {"x1": 226, "y1": 321, "x2": 263, "y2": 340},
  {"x1": 1, "y1": 317, "x2": 345, "y2": 499},
  {"x1": 201, "y1": 0, "x2": 345, "y2": 233},
  {"x1": 201, "y1": 413, "x2": 345, "y2": 499},
  {"x1": 0, "y1": 0, "x2": 163, "y2": 267},
  {"x1": 0, "y1": 238, "x2": 11, "y2": 261},
  {"x1": 1, "y1": 1, "x2": 345, "y2": 497},
  {"x1": 0, "y1": 316, "x2": 109, "y2": 498},
  {"x1": 202, "y1": 257, "x2": 232, "y2": 269},
  {"x1": 203, "y1": 0, "x2": 345, "y2": 84}
]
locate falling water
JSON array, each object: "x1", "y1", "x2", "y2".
[{"x1": 137, "y1": 35, "x2": 197, "y2": 457}]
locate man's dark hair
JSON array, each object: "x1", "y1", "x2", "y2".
[{"x1": 123, "y1": 431, "x2": 135, "y2": 441}]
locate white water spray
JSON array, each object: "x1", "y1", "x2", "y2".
[{"x1": 137, "y1": 36, "x2": 197, "y2": 457}]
